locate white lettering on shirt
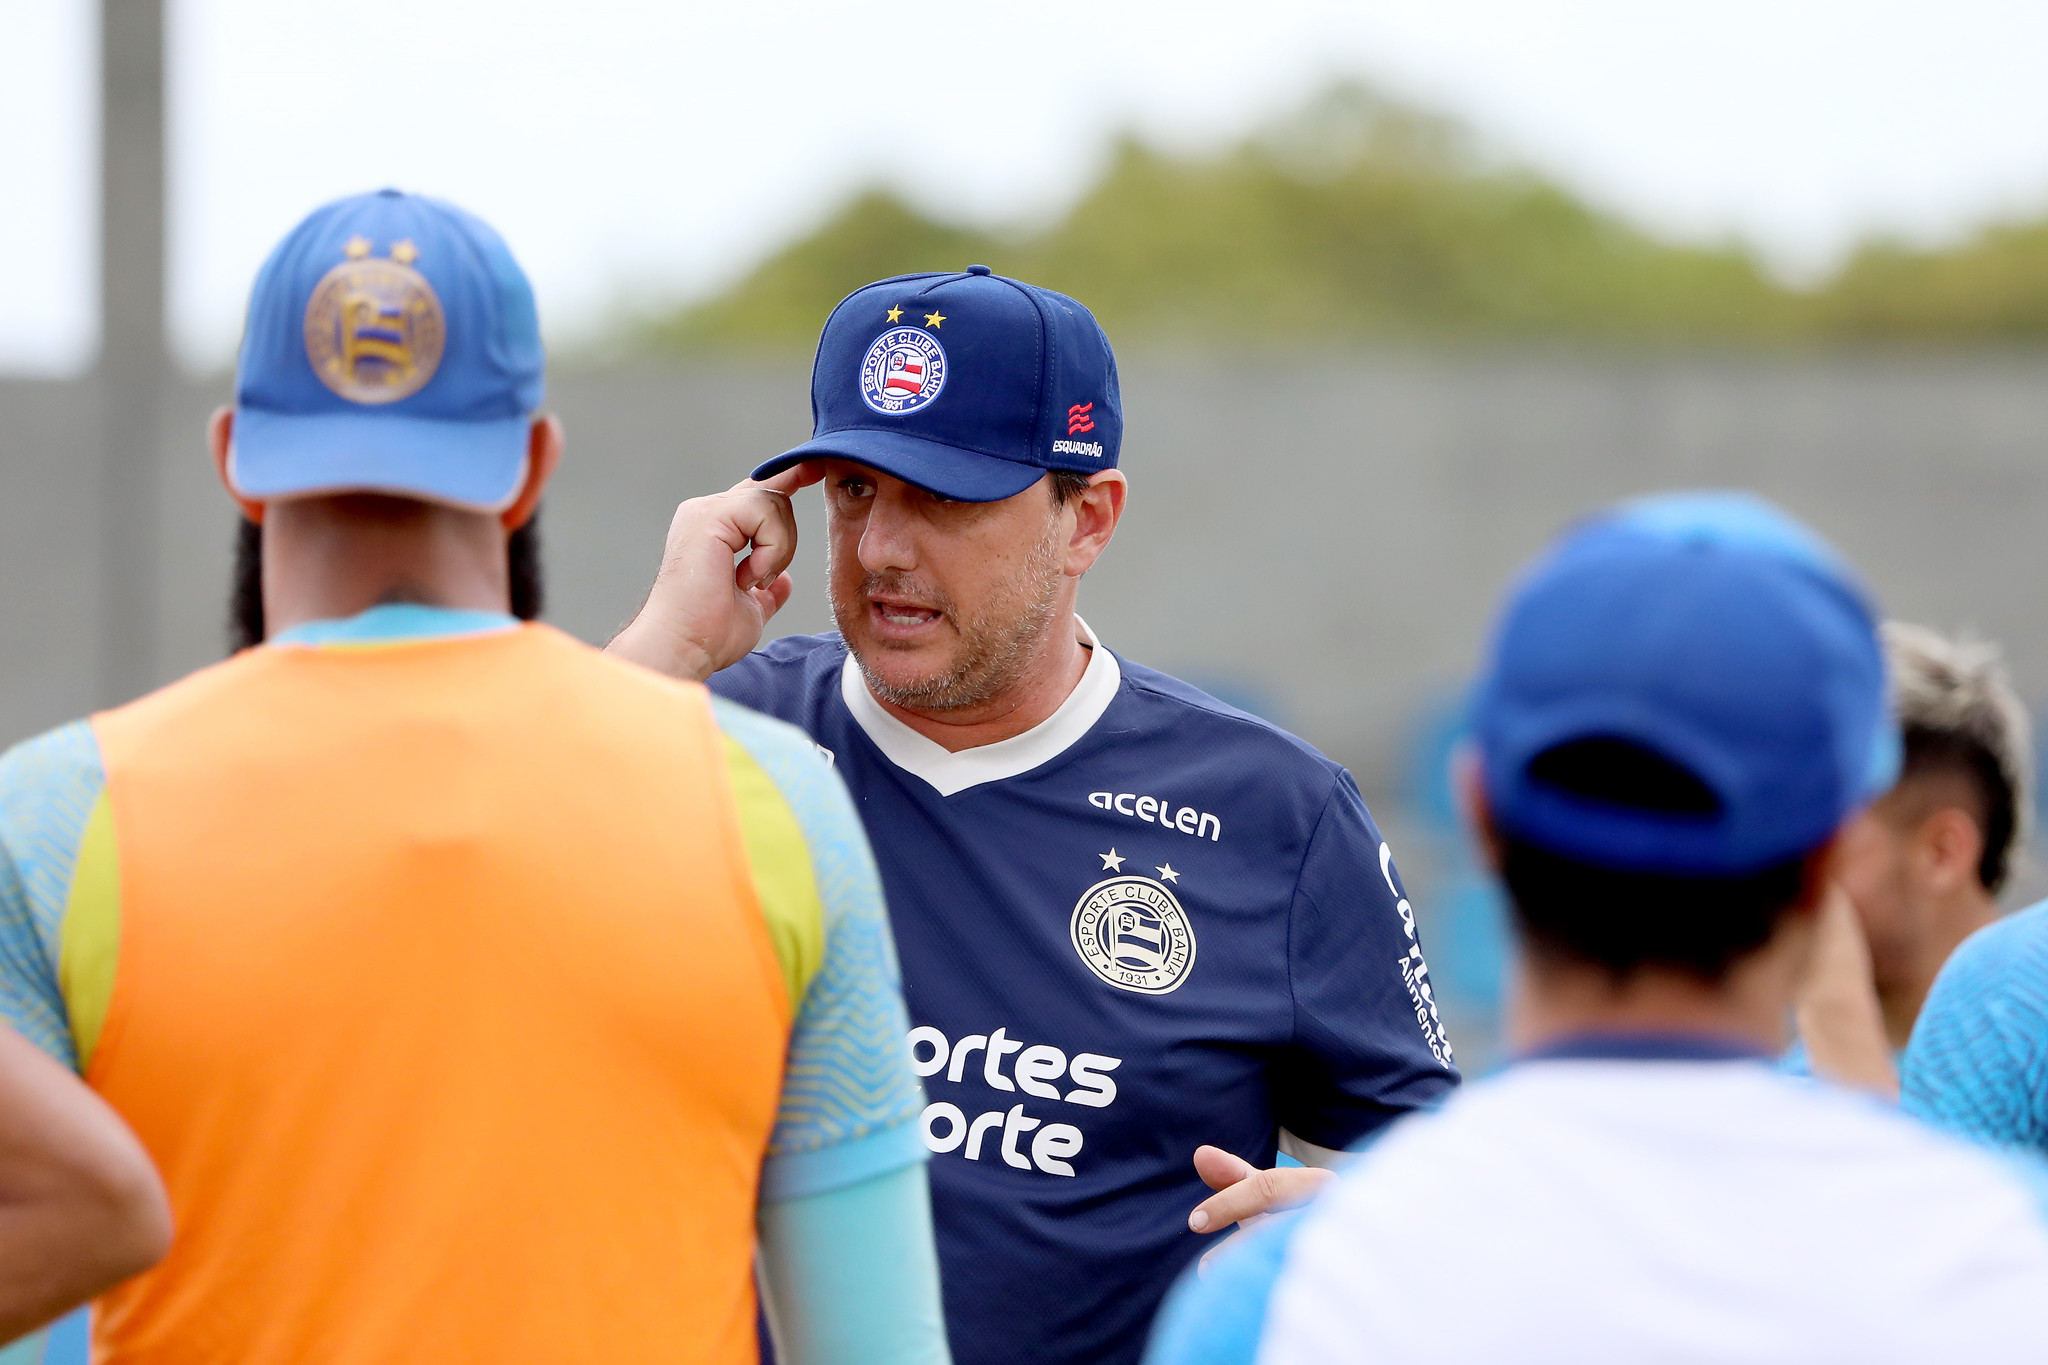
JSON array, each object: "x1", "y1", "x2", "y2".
[
  {"x1": 908, "y1": 1024, "x2": 1125, "y2": 1177},
  {"x1": 1088, "y1": 791, "x2": 1222, "y2": 841}
]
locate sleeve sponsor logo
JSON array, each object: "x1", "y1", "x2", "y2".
[
  {"x1": 908, "y1": 1023, "x2": 1122, "y2": 1177},
  {"x1": 1381, "y1": 840, "x2": 1454, "y2": 1069},
  {"x1": 1088, "y1": 791, "x2": 1221, "y2": 841},
  {"x1": 1399, "y1": 946, "x2": 1454, "y2": 1070}
]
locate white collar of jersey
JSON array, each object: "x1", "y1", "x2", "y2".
[{"x1": 838, "y1": 616, "x2": 1122, "y2": 797}]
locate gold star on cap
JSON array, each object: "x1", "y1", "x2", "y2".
[
  {"x1": 344, "y1": 236, "x2": 372, "y2": 259},
  {"x1": 390, "y1": 239, "x2": 419, "y2": 265},
  {"x1": 924, "y1": 311, "x2": 946, "y2": 329},
  {"x1": 885, "y1": 305, "x2": 903, "y2": 323}
]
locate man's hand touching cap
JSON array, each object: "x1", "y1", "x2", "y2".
[{"x1": 607, "y1": 464, "x2": 821, "y2": 682}]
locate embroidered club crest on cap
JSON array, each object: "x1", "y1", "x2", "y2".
[
  {"x1": 859, "y1": 327, "x2": 948, "y2": 416},
  {"x1": 303, "y1": 243, "x2": 447, "y2": 405}
]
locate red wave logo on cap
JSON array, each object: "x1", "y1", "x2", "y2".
[{"x1": 1067, "y1": 402, "x2": 1095, "y2": 435}]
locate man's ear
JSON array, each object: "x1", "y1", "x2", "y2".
[
  {"x1": 502, "y1": 414, "x2": 563, "y2": 531},
  {"x1": 1063, "y1": 469, "x2": 1128, "y2": 577},
  {"x1": 208, "y1": 406, "x2": 266, "y2": 523},
  {"x1": 1916, "y1": 806, "x2": 1986, "y2": 895}
]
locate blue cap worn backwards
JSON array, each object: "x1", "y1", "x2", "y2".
[
  {"x1": 1472, "y1": 491, "x2": 1900, "y2": 878},
  {"x1": 751, "y1": 266, "x2": 1122, "y2": 502},
  {"x1": 230, "y1": 189, "x2": 544, "y2": 512}
]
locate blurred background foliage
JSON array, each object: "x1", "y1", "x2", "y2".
[{"x1": 628, "y1": 82, "x2": 2048, "y2": 354}]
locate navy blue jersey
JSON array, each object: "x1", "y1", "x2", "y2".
[{"x1": 712, "y1": 626, "x2": 1458, "y2": 1365}]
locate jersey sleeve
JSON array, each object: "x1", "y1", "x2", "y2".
[
  {"x1": 0, "y1": 721, "x2": 105, "y2": 1072},
  {"x1": 712, "y1": 698, "x2": 928, "y2": 1200},
  {"x1": 705, "y1": 649, "x2": 781, "y2": 713},
  {"x1": 1901, "y1": 905, "x2": 2048, "y2": 1153},
  {"x1": 1271, "y1": 771, "x2": 1458, "y2": 1150},
  {"x1": 704, "y1": 636, "x2": 833, "y2": 732}
]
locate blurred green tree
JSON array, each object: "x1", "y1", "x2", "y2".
[
  {"x1": 633, "y1": 190, "x2": 1007, "y2": 351},
  {"x1": 1020, "y1": 88, "x2": 1789, "y2": 345},
  {"x1": 1815, "y1": 221, "x2": 2048, "y2": 340},
  {"x1": 624, "y1": 81, "x2": 2048, "y2": 353}
]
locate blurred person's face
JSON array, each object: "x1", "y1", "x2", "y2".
[
  {"x1": 819, "y1": 460, "x2": 1115, "y2": 711},
  {"x1": 1833, "y1": 780, "x2": 1986, "y2": 993}
]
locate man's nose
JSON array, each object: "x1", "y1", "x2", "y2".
[{"x1": 856, "y1": 492, "x2": 918, "y2": 574}]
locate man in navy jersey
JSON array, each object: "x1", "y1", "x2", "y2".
[{"x1": 609, "y1": 267, "x2": 1457, "y2": 1365}]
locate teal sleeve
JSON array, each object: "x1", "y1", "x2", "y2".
[
  {"x1": 711, "y1": 699, "x2": 928, "y2": 1197},
  {"x1": 1901, "y1": 902, "x2": 2048, "y2": 1154},
  {"x1": 0, "y1": 721, "x2": 104, "y2": 1071},
  {"x1": 1143, "y1": 1211, "x2": 1306, "y2": 1365},
  {"x1": 756, "y1": 1162, "x2": 951, "y2": 1365}
]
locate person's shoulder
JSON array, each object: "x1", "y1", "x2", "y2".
[
  {"x1": 0, "y1": 719, "x2": 102, "y2": 789},
  {"x1": 711, "y1": 695, "x2": 837, "y2": 790},
  {"x1": 1699, "y1": 1062, "x2": 2048, "y2": 1205},
  {"x1": 709, "y1": 632, "x2": 850, "y2": 716},
  {"x1": 1112, "y1": 656, "x2": 1345, "y2": 788},
  {"x1": 0, "y1": 720, "x2": 105, "y2": 832},
  {"x1": 1946, "y1": 900, "x2": 2048, "y2": 985},
  {"x1": 738, "y1": 631, "x2": 850, "y2": 677},
  {"x1": 1901, "y1": 900, "x2": 2048, "y2": 1139},
  {"x1": 1825, "y1": 1080, "x2": 2048, "y2": 1236},
  {"x1": 1912, "y1": 901, "x2": 2048, "y2": 1048}
]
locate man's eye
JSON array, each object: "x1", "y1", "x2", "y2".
[{"x1": 838, "y1": 479, "x2": 872, "y2": 497}]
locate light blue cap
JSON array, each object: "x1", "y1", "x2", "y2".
[{"x1": 230, "y1": 189, "x2": 543, "y2": 512}]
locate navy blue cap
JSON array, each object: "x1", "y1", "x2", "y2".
[
  {"x1": 1473, "y1": 491, "x2": 1899, "y2": 876},
  {"x1": 230, "y1": 189, "x2": 544, "y2": 512},
  {"x1": 751, "y1": 268, "x2": 1122, "y2": 502}
]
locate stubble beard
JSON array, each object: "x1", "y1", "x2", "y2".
[{"x1": 831, "y1": 521, "x2": 1067, "y2": 713}]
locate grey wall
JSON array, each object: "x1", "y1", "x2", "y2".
[{"x1": 8, "y1": 355, "x2": 2048, "y2": 811}]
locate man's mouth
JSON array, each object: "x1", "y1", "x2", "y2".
[{"x1": 867, "y1": 596, "x2": 946, "y2": 631}]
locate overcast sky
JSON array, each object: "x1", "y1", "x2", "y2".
[{"x1": 9, "y1": 0, "x2": 2048, "y2": 374}]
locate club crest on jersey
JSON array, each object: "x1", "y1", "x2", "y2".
[
  {"x1": 303, "y1": 240, "x2": 445, "y2": 405},
  {"x1": 859, "y1": 327, "x2": 948, "y2": 416},
  {"x1": 1070, "y1": 876, "x2": 1196, "y2": 994}
]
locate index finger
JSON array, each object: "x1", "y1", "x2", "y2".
[{"x1": 753, "y1": 460, "x2": 824, "y2": 496}]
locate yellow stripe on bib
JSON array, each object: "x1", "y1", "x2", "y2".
[
  {"x1": 58, "y1": 790, "x2": 121, "y2": 1069},
  {"x1": 722, "y1": 733, "x2": 827, "y2": 1013}
]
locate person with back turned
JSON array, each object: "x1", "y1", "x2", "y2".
[
  {"x1": 1147, "y1": 493, "x2": 2048, "y2": 1365},
  {"x1": 0, "y1": 189, "x2": 948, "y2": 1365}
]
